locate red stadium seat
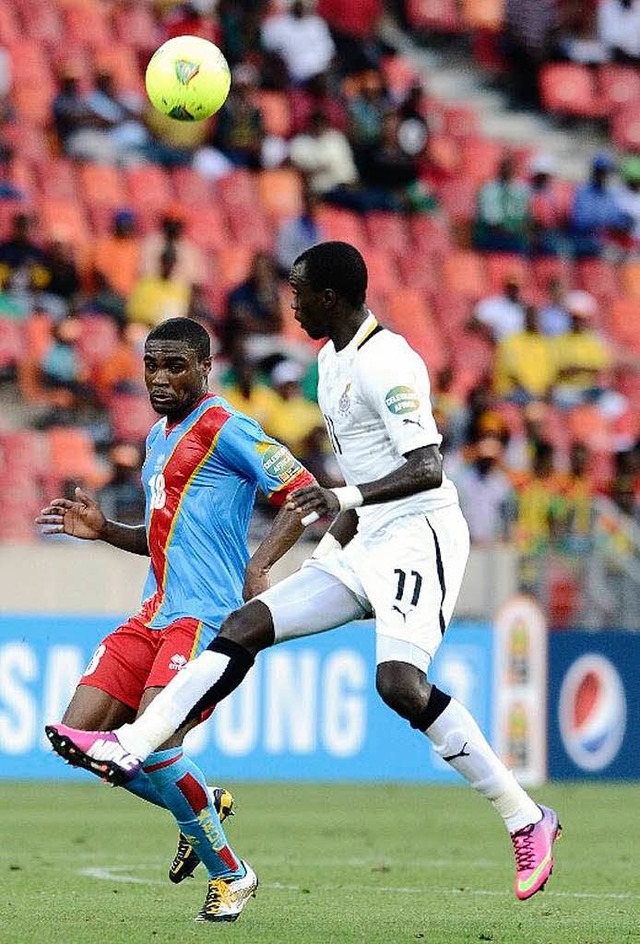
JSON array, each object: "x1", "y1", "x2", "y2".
[
  {"x1": 461, "y1": 138, "x2": 504, "y2": 184},
  {"x1": 381, "y1": 56, "x2": 421, "y2": 99},
  {"x1": 227, "y1": 206, "x2": 273, "y2": 251},
  {"x1": 217, "y1": 170, "x2": 259, "y2": 214},
  {"x1": 21, "y1": 3, "x2": 63, "y2": 44},
  {"x1": 125, "y1": 166, "x2": 174, "y2": 213},
  {"x1": 406, "y1": 0, "x2": 460, "y2": 32},
  {"x1": 611, "y1": 105, "x2": 640, "y2": 153},
  {"x1": 63, "y1": 4, "x2": 113, "y2": 48},
  {"x1": 77, "y1": 316, "x2": 120, "y2": 369},
  {"x1": 317, "y1": 0, "x2": 382, "y2": 38},
  {"x1": 257, "y1": 169, "x2": 302, "y2": 219},
  {"x1": 532, "y1": 257, "x2": 575, "y2": 293},
  {"x1": 47, "y1": 427, "x2": 99, "y2": 482},
  {"x1": 485, "y1": 254, "x2": 531, "y2": 294},
  {"x1": 315, "y1": 206, "x2": 365, "y2": 246},
  {"x1": 0, "y1": 3, "x2": 20, "y2": 43},
  {"x1": 599, "y1": 65, "x2": 640, "y2": 113},
  {"x1": 113, "y1": 5, "x2": 159, "y2": 52},
  {"x1": 40, "y1": 198, "x2": 89, "y2": 245},
  {"x1": 171, "y1": 167, "x2": 216, "y2": 206},
  {"x1": 0, "y1": 430, "x2": 47, "y2": 474},
  {"x1": 80, "y1": 165, "x2": 127, "y2": 211},
  {"x1": 363, "y1": 247, "x2": 400, "y2": 295},
  {"x1": 365, "y1": 212, "x2": 409, "y2": 255},
  {"x1": 386, "y1": 288, "x2": 447, "y2": 374},
  {"x1": 431, "y1": 292, "x2": 473, "y2": 342},
  {"x1": 216, "y1": 245, "x2": 254, "y2": 292},
  {"x1": 0, "y1": 318, "x2": 23, "y2": 371},
  {"x1": 426, "y1": 133, "x2": 463, "y2": 178},
  {"x1": 620, "y1": 261, "x2": 640, "y2": 301},
  {"x1": 442, "y1": 250, "x2": 486, "y2": 301},
  {"x1": 109, "y1": 391, "x2": 157, "y2": 443},
  {"x1": 94, "y1": 46, "x2": 143, "y2": 95},
  {"x1": 436, "y1": 177, "x2": 479, "y2": 223},
  {"x1": 398, "y1": 252, "x2": 442, "y2": 294},
  {"x1": 183, "y1": 205, "x2": 227, "y2": 252},
  {"x1": 539, "y1": 64, "x2": 603, "y2": 119},
  {"x1": 409, "y1": 215, "x2": 452, "y2": 255},
  {"x1": 441, "y1": 105, "x2": 479, "y2": 140},
  {"x1": 255, "y1": 91, "x2": 292, "y2": 138},
  {"x1": 609, "y1": 297, "x2": 640, "y2": 352},
  {"x1": 577, "y1": 259, "x2": 620, "y2": 305}
]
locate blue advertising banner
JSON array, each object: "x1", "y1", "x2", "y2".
[
  {"x1": 548, "y1": 631, "x2": 640, "y2": 780},
  {"x1": 0, "y1": 614, "x2": 494, "y2": 782}
]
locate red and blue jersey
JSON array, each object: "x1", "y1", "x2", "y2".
[{"x1": 137, "y1": 393, "x2": 313, "y2": 632}]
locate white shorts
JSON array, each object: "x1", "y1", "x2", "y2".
[{"x1": 257, "y1": 505, "x2": 470, "y2": 673}]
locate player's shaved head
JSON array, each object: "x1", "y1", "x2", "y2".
[
  {"x1": 146, "y1": 317, "x2": 211, "y2": 361},
  {"x1": 294, "y1": 241, "x2": 368, "y2": 308}
]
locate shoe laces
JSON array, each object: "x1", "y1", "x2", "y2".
[
  {"x1": 202, "y1": 878, "x2": 234, "y2": 915},
  {"x1": 172, "y1": 833, "x2": 191, "y2": 867},
  {"x1": 511, "y1": 823, "x2": 536, "y2": 871}
]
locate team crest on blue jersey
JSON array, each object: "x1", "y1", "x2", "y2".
[{"x1": 338, "y1": 383, "x2": 352, "y2": 415}]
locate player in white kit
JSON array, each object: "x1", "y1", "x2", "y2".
[{"x1": 48, "y1": 242, "x2": 561, "y2": 902}]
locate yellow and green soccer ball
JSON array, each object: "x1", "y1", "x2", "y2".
[{"x1": 145, "y1": 35, "x2": 231, "y2": 122}]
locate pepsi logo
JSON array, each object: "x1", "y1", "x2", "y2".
[{"x1": 559, "y1": 654, "x2": 627, "y2": 771}]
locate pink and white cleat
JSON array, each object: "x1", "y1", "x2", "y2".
[
  {"x1": 45, "y1": 724, "x2": 143, "y2": 786},
  {"x1": 511, "y1": 804, "x2": 562, "y2": 900}
]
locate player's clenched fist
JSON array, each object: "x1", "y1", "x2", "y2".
[{"x1": 286, "y1": 485, "x2": 340, "y2": 523}]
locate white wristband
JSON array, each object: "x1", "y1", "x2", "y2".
[
  {"x1": 311, "y1": 531, "x2": 341, "y2": 559},
  {"x1": 331, "y1": 486, "x2": 364, "y2": 512}
]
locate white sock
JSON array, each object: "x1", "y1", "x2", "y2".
[
  {"x1": 118, "y1": 650, "x2": 231, "y2": 760},
  {"x1": 424, "y1": 698, "x2": 542, "y2": 833}
]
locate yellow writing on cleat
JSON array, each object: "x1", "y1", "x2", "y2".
[
  {"x1": 169, "y1": 787, "x2": 235, "y2": 884},
  {"x1": 195, "y1": 860, "x2": 258, "y2": 922},
  {"x1": 511, "y1": 804, "x2": 562, "y2": 901}
]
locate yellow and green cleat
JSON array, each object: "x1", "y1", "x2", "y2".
[{"x1": 169, "y1": 786, "x2": 235, "y2": 884}]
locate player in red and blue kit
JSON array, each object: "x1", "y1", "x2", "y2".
[{"x1": 38, "y1": 317, "x2": 314, "y2": 922}]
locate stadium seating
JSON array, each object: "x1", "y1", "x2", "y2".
[{"x1": 539, "y1": 64, "x2": 602, "y2": 119}]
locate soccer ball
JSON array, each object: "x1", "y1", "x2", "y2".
[{"x1": 145, "y1": 36, "x2": 231, "y2": 122}]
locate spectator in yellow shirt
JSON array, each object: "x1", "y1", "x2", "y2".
[
  {"x1": 126, "y1": 245, "x2": 191, "y2": 327},
  {"x1": 551, "y1": 290, "x2": 611, "y2": 410},
  {"x1": 265, "y1": 359, "x2": 324, "y2": 459},
  {"x1": 220, "y1": 359, "x2": 280, "y2": 431},
  {"x1": 494, "y1": 305, "x2": 557, "y2": 403}
]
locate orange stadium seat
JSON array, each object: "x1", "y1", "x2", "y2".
[
  {"x1": 109, "y1": 391, "x2": 157, "y2": 443},
  {"x1": 39, "y1": 159, "x2": 79, "y2": 201},
  {"x1": 398, "y1": 252, "x2": 442, "y2": 294},
  {"x1": 539, "y1": 64, "x2": 603, "y2": 119},
  {"x1": 461, "y1": 137, "x2": 504, "y2": 184},
  {"x1": 216, "y1": 245, "x2": 254, "y2": 292},
  {"x1": 612, "y1": 105, "x2": 640, "y2": 153},
  {"x1": 0, "y1": 318, "x2": 24, "y2": 371},
  {"x1": 620, "y1": 261, "x2": 640, "y2": 300},
  {"x1": 0, "y1": 2, "x2": 20, "y2": 43},
  {"x1": 577, "y1": 258, "x2": 620, "y2": 304},
  {"x1": 14, "y1": 86, "x2": 53, "y2": 126},
  {"x1": 386, "y1": 288, "x2": 447, "y2": 374},
  {"x1": 406, "y1": 0, "x2": 460, "y2": 32},
  {"x1": 599, "y1": 65, "x2": 640, "y2": 112},
  {"x1": 255, "y1": 91, "x2": 292, "y2": 138},
  {"x1": 426, "y1": 133, "x2": 463, "y2": 177},
  {"x1": 24, "y1": 312, "x2": 53, "y2": 362},
  {"x1": 431, "y1": 291, "x2": 473, "y2": 341},
  {"x1": 363, "y1": 247, "x2": 400, "y2": 295},
  {"x1": 315, "y1": 206, "x2": 365, "y2": 246},
  {"x1": 485, "y1": 254, "x2": 531, "y2": 293},
  {"x1": 532, "y1": 256, "x2": 575, "y2": 292},
  {"x1": 609, "y1": 297, "x2": 640, "y2": 352},
  {"x1": 63, "y1": 4, "x2": 113, "y2": 48},
  {"x1": 47, "y1": 427, "x2": 99, "y2": 483},
  {"x1": 460, "y1": 0, "x2": 504, "y2": 30},
  {"x1": 113, "y1": 4, "x2": 159, "y2": 51},
  {"x1": 217, "y1": 170, "x2": 259, "y2": 213},
  {"x1": 77, "y1": 315, "x2": 120, "y2": 369},
  {"x1": 183, "y1": 205, "x2": 227, "y2": 252},
  {"x1": 94, "y1": 46, "x2": 143, "y2": 94},
  {"x1": 0, "y1": 430, "x2": 47, "y2": 474},
  {"x1": 80, "y1": 164, "x2": 127, "y2": 210},
  {"x1": 171, "y1": 167, "x2": 216, "y2": 206},
  {"x1": 257, "y1": 168, "x2": 302, "y2": 219},
  {"x1": 441, "y1": 105, "x2": 479, "y2": 140},
  {"x1": 451, "y1": 330, "x2": 494, "y2": 394},
  {"x1": 227, "y1": 206, "x2": 273, "y2": 251},
  {"x1": 365, "y1": 212, "x2": 409, "y2": 255},
  {"x1": 409, "y1": 215, "x2": 452, "y2": 255},
  {"x1": 125, "y1": 165, "x2": 174, "y2": 212},
  {"x1": 436, "y1": 177, "x2": 479, "y2": 224},
  {"x1": 40, "y1": 198, "x2": 89, "y2": 244},
  {"x1": 22, "y1": 3, "x2": 63, "y2": 44},
  {"x1": 442, "y1": 250, "x2": 486, "y2": 300}
]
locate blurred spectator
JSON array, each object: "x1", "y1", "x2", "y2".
[
  {"x1": 510, "y1": 440, "x2": 566, "y2": 553},
  {"x1": 358, "y1": 111, "x2": 436, "y2": 213},
  {"x1": 53, "y1": 69, "x2": 101, "y2": 158},
  {"x1": 40, "y1": 315, "x2": 89, "y2": 406},
  {"x1": 598, "y1": 0, "x2": 640, "y2": 62},
  {"x1": 92, "y1": 209, "x2": 142, "y2": 300},
  {"x1": 454, "y1": 436, "x2": 514, "y2": 543},
  {"x1": 433, "y1": 366, "x2": 468, "y2": 451},
  {"x1": 0, "y1": 144, "x2": 24, "y2": 201},
  {"x1": 504, "y1": 0, "x2": 560, "y2": 108},
  {"x1": 347, "y1": 71, "x2": 388, "y2": 158},
  {"x1": 528, "y1": 153, "x2": 567, "y2": 256},
  {"x1": 162, "y1": 2, "x2": 217, "y2": 42},
  {"x1": 539, "y1": 276, "x2": 571, "y2": 336},
  {"x1": 613, "y1": 157, "x2": 640, "y2": 241},
  {"x1": 473, "y1": 153, "x2": 530, "y2": 254},
  {"x1": 275, "y1": 186, "x2": 325, "y2": 275},
  {"x1": 98, "y1": 443, "x2": 146, "y2": 525},
  {"x1": 39, "y1": 237, "x2": 80, "y2": 320},
  {"x1": 289, "y1": 110, "x2": 359, "y2": 197},
  {"x1": 474, "y1": 274, "x2": 525, "y2": 342},
  {"x1": 552, "y1": 290, "x2": 611, "y2": 410},
  {"x1": 559, "y1": 442, "x2": 595, "y2": 549},
  {"x1": 570, "y1": 153, "x2": 633, "y2": 257},
  {"x1": 145, "y1": 106, "x2": 212, "y2": 167},
  {"x1": 96, "y1": 323, "x2": 146, "y2": 402},
  {"x1": 0, "y1": 213, "x2": 50, "y2": 302},
  {"x1": 397, "y1": 81, "x2": 429, "y2": 160},
  {"x1": 261, "y1": 0, "x2": 336, "y2": 85},
  {"x1": 140, "y1": 208, "x2": 204, "y2": 288},
  {"x1": 318, "y1": 0, "x2": 383, "y2": 73},
  {"x1": 218, "y1": 0, "x2": 266, "y2": 66},
  {"x1": 300, "y1": 424, "x2": 343, "y2": 486},
  {"x1": 213, "y1": 63, "x2": 265, "y2": 169},
  {"x1": 84, "y1": 69, "x2": 148, "y2": 160},
  {"x1": 494, "y1": 305, "x2": 557, "y2": 403},
  {"x1": 222, "y1": 251, "x2": 282, "y2": 360},
  {"x1": 220, "y1": 357, "x2": 279, "y2": 429},
  {"x1": 127, "y1": 245, "x2": 191, "y2": 327},
  {"x1": 290, "y1": 72, "x2": 348, "y2": 135},
  {"x1": 266, "y1": 359, "x2": 324, "y2": 457}
]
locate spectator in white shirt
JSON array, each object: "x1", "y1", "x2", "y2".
[
  {"x1": 614, "y1": 157, "x2": 640, "y2": 240},
  {"x1": 261, "y1": 0, "x2": 335, "y2": 85},
  {"x1": 598, "y1": 0, "x2": 640, "y2": 61},
  {"x1": 452, "y1": 436, "x2": 514, "y2": 544},
  {"x1": 289, "y1": 110, "x2": 358, "y2": 196},
  {"x1": 474, "y1": 275, "x2": 525, "y2": 343}
]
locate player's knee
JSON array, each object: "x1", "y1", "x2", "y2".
[
  {"x1": 218, "y1": 600, "x2": 274, "y2": 655},
  {"x1": 375, "y1": 662, "x2": 431, "y2": 725}
]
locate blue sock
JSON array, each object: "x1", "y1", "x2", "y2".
[
  {"x1": 143, "y1": 747, "x2": 244, "y2": 880},
  {"x1": 124, "y1": 771, "x2": 166, "y2": 809}
]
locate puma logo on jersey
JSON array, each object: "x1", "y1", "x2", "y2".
[
  {"x1": 392, "y1": 604, "x2": 409, "y2": 622},
  {"x1": 402, "y1": 417, "x2": 426, "y2": 430}
]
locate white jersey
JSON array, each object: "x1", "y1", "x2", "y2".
[{"x1": 317, "y1": 312, "x2": 459, "y2": 536}]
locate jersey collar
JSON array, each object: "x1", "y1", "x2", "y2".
[{"x1": 337, "y1": 311, "x2": 378, "y2": 356}]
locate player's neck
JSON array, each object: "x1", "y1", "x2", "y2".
[
  {"x1": 165, "y1": 391, "x2": 209, "y2": 430},
  {"x1": 330, "y1": 305, "x2": 370, "y2": 352}
]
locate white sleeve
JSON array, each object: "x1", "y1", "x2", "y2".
[{"x1": 359, "y1": 338, "x2": 442, "y2": 456}]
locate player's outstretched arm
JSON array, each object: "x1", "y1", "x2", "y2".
[
  {"x1": 287, "y1": 445, "x2": 443, "y2": 523},
  {"x1": 243, "y1": 505, "x2": 304, "y2": 600},
  {"x1": 36, "y1": 486, "x2": 149, "y2": 556}
]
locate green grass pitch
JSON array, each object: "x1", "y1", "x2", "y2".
[{"x1": 1, "y1": 781, "x2": 639, "y2": 944}]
